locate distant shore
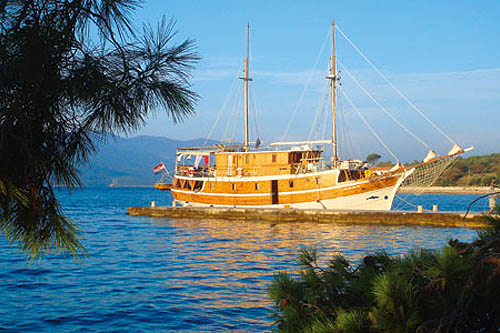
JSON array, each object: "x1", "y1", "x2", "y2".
[{"x1": 399, "y1": 186, "x2": 489, "y2": 194}]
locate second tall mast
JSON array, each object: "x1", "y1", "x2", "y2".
[
  {"x1": 330, "y1": 20, "x2": 338, "y2": 163},
  {"x1": 242, "y1": 23, "x2": 251, "y2": 150}
]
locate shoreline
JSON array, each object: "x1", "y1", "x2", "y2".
[{"x1": 398, "y1": 186, "x2": 489, "y2": 194}]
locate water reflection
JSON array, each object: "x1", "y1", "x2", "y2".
[
  {"x1": 0, "y1": 188, "x2": 483, "y2": 331},
  {"x1": 149, "y1": 217, "x2": 477, "y2": 328}
]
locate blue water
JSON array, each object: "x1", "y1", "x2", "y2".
[{"x1": 0, "y1": 188, "x2": 489, "y2": 331}]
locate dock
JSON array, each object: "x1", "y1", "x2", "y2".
[{"x1": 127, "y1": 206, "x2": 489, "y2": 229}]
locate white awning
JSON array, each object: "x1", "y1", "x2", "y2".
[
  {"x1": 270, "y1": 140, "x2": 332, "y2": 146},
  {"x1": 176, "y1": 150, "x2": 215, "y2": 156}
]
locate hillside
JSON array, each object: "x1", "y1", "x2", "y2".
[
  {"x1": 79, "y1": 135, "x2": 217, "y2": 186},
  {"x1": 435, "y1": 153, "x2": 500, "y2": 186}
]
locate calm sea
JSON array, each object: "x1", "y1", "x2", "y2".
[{"x1": 0, "y1": 188, "x2": 490, "y2": 331}]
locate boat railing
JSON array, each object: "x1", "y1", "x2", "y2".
[
  {"x1": 177, "y1": 165, "x2": 216, "y2": 178},
  {"x1": 176, "y1": 162, "x2": 334, "y2": 178},
  {"x1": 291, "y1": 161, "x2": 329, "y2": 174}
]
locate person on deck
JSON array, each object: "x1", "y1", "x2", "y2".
[{"x1": 488, "y1": 180, "x2": 499, "y2": 214}]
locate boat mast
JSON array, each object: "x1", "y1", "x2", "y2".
[
  {"x1": 242, "y1": 22, "x2": 251, "y2": 150},
  {"x1": 329, "y1": 21, "x2": 338, "y2": 163}
]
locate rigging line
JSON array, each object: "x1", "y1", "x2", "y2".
[
  {"x1": 339, "y1": 92, "x2": 355, "y2": 159},
  {"x1": 308, "y1": 78, "x2": 330, "y2": 139},
  {"x1": 338, "y1": 60, "x2": 434, "y2": 152},
  {"x1": 335, "y1": 25, "x2": 458, "y2": 146},
  {"x1": 339, "y1": 85, "x2": 400, "y2": 162},
  {"x1": 205, "y1": 63, "x2": 244, "y2": 144},
  {"x1": 308, "y1": 88, "x2": 323, "y2": 139},
  {"x1": 250, "y1": 81, "x2": 260, "y2": 139},
  {"x1": 320, "y1": 96, "x2": 329, "y2": 141},
  {"x1": 225, "y1": 82, "x2": 243, "y2": 141},
  {"x1": 394, "y1": 193, "x2": 432, "y2": 211},
  {"x1": 248, "y1": 55, "x2": 261, "y2": 140},
  {"x1": 319, "y1": 90, "x2": 330, "y2": 139},
  {"x1": 281, "y1": 29, "x2": 330, "y2": 141},
  {"x1": 232, "y1": 84, "x2": 244, "y2": 142}
]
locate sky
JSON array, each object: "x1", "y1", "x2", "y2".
[{"x1": 130, "y1": 1, "x2": 500, "y2": 162}]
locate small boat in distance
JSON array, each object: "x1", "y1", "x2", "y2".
[
  {"x1": 165, "y1": 22, "x2": 472, "y2": 210},
  {"x1": 109, "y1": 177, "x2": 119, "y2": 188}
]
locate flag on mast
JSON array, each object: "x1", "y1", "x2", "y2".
[{"x1": 152, "y1": 162, "x2": 166, "y2": 174}]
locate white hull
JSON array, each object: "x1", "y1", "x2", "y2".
[{"x1": 175, "y1": 169, "x2": 411, "y2": 211}]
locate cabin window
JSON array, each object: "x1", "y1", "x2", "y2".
[
  {"x1": 316, "y1": 177, "x2": 320, "y2": 185},
  {"x1": 174, "y1": 179, "x2": 181, "y2": 187},
  {"x1": 338, "y1": 171, "x2": 347, "y2": 183},
  {"x1": 232, "y1": 183, "x2": 237, "y2": 191},
  {"x1": 272, "y1": 153, "x2": 277, "y2": 163},
  {"x1": 245, "y1": 155, "x2": 249, "y2": 164},
  {"x1": 184, "y1": 181, "x2": 192, "y2": 190},
  {"x1": 290, "y1": 152, "x2": 301, "y2": 163},
  {"x1": 255, "y1": 183, "x2": 260, "y2": 190},
  {"x1": 289, "y1": 180, "x2": 294, "y2": 188},
  {"x1": 193, "y1": 181, "x2": 204, "y2": 191},
  {"x1": 210, "y1": 183, "x2": 215, "y2": 190}
]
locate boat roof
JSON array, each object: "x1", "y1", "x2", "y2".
[{"x1": 176, "y1": 146, "x2": 324, "y2": 156}]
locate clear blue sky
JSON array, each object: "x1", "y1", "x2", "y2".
[{"x1": 132, "y1": 1, "x2": 500, "y2": 162}]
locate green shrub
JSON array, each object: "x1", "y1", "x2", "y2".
[{"x1": 269, "y1": 213, "x2": 500, "y2": 332}]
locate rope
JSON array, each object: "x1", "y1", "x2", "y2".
[
  {"x1": 339, "y1": 93, "x2": 356, "y2": 159},
  {"x1": 308, "y1": 78, "x2": 330, "y2": 139},
  {"x1": 225, "y1": 83, "x2": 243, "y2": 142},
  {"x1": 204, "y1": 63, "x2": 244, "y2": 144},
  {"x1": 394, "y1": 193, "x2": 433, "y2": 212},
  {"x1": 463, "y1": 190, "x2": 500, "y2": 219},
  {"x1": 335, "y1": 24, "x2": 458, "y2": 146},
  {"x1": 338, "y1": 60, "x2": 434, "y2": 152},
  {"x1": 281, "y1": 29, "x2": 330, "y2": 141},
  {"x1": 249, "y1": 53, "x2": 261, "y2": 142},
  {"x1": 250, "y1": 81, "x2": 260, "y2": 140},
  {"x1": 339, "y1": 85, "x2": 400, "y2": 162}
]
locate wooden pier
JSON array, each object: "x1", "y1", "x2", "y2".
[{"x1": 127, "y1": 206, "x2": 488, "y2": 229}]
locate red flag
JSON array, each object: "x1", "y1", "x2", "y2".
[
  {"x1": 203, "y1": 155, "x2": 209, "y2": 165},
  {"x1": 153, "y1": 162, "x2": 166, "y2": 174}
]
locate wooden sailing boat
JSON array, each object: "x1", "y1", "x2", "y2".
[{"x1": 168, "y1": 22, "x2": 471, "y2": 210}]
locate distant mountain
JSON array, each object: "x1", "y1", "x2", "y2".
[{"x1": 79, "y1": 135, "x2": 217, "y2": 186}]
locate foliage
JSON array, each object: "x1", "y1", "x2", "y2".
[
  {"x1": 0, "y1": 1, "x2": 199, "y2": 260},
  {"x1": 374, "y1": 153, "x2": 500, "y2": 186},
  {"x1": 376, "y1": 161, "x2": 393, "y2": 167},
  {"x1": 365, "y1": 153, "x2": 381, "y2": 163},
  {"x1": 269, "y1": 214, "x2": 500, "y2": 332},
  {"x1": 434, "y1": 153, "x2": 500, "y2": 186}
]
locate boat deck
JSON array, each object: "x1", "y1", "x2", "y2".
[{"x1": 127, "y1": 206, "x2": 487, "y2": 229}]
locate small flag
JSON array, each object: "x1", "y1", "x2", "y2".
[
  {"x1": 203, "y1": 155, "x2": 209, "y2": 165},
  {"x1": 153, "y1": 162, "x2": 166, "y2": 174}
]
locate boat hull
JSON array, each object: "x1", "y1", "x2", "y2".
[
  {"x1": 171, "y1": 170, "x2": 411, "y2": 211},
  {"x1": 154, "y1": 183, "x2": 172, "y2": 191}
]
